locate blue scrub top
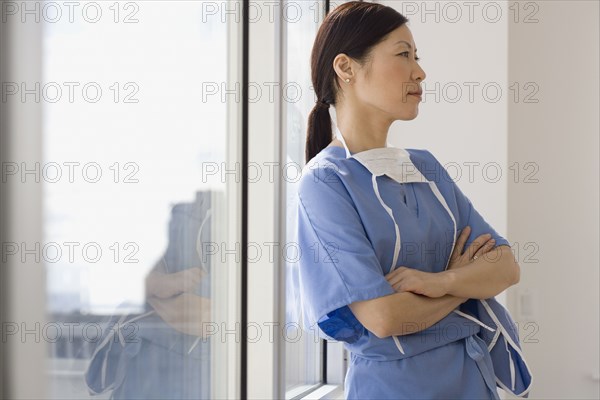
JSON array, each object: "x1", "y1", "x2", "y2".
[{"x1": 296, "y1": 145, "x2": 516, "y2": 399}]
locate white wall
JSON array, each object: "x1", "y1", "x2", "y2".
[{"x1": 508, "y1": 1, "x2": 600, "y2": 398}]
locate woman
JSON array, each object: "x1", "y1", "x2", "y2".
[{"x1": 296, "y1": 2, "x2": 532, "y2": 399}]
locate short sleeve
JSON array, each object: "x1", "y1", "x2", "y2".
[
  {"x1": 296, "y1": 165, "x2": 395, "y2": 343},
  {"x1": 426, "y1": 150, "x2": 511, "y2": 250}
]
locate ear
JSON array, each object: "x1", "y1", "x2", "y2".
[{"x1": 333, "y1": 53, "x2": 353, "y2": 83}]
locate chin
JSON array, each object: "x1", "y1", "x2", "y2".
[{"x1": 396, "y1": 109, "x2": 419, "y2": 121}]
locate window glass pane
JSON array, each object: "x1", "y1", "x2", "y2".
[
  {"x1": 283, "y1": 0, "x2": 324, "y2": 393},
  {"x1": 42, "y1": 1, "x2": 234, "y2": 398}
]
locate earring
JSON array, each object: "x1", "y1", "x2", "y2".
[{"x1": 345, "y1": 78, "x2": 350, "y2": 83}]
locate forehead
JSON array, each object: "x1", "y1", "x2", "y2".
[{"x1": 383, "y1": 25, "x2": 416, "y2": 49}]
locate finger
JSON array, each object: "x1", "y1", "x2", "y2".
[
  {"x1": 393, "y1": 279, "x2": 406, "y2": 292},
  {"x1": 452, "y1": 226, "x2": 471, "y2": 259},
  {"x1": 385, "y1": 267, "x2": 406, "y2": 280},
  {"x1": 473, "y1": 239, "x2": 495, "y2": 260},
  {"x1": 386, "y1": 275, "x2": 401, "y2": 290},
  {"x1": 385, "y1": 269, "x2": 399, "y2": 281},
  {"x1": 458, "y1": 225, "x2": 470, "y2": 245},
  {"x1": 466, "y1": 233, "x2": 492, "y2": 260},
  {"x1": 398, "y1": 279, "x2": 417, "y2": 294},
  {"x1": 391, "y1": 272, "x2": 408, "y2": 290},
  {"x1": 472, "y1": 233, "x2": 492, "y2": 248},
  {"x1": 454, "y1": 226, "x2": 470, "y2": 253},
  {"x1": 386, "y1": 274, "x2": 402, "y2": 287}
]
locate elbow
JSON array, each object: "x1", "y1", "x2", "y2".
[
  {"x1": 372, "y1": 325, "x2": 393, "y2": 340},
  {"x1": 511, "y1": 262, "x2": 521, "y2": 285},
  {"x1": 371, "y1": 328, "x2": 389, "y2": 339},
  {"x1": 368, "y1": 306, "x2": 412, "y2": 339},
  {"x1": 500, "y1": 245, "x2": 520, "y2": 286},
  {"x1": 506, "y1": 257, "x2": 521, "y2": 286},
  {"x1": 371, "y1": 317, "x2": 417, "y2": 338},
  {"x1": 356, "y1": 303, "x2": 395, "y2": 339},
  {"x1": 367, "y1": 309, "x2": 393, "y2": 339},
  {"x1": 349, "y1": 294, "x2": 408, "y2": 339}
]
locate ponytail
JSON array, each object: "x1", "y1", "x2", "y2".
[{"x1": 305, "y1": 102, "x2": 332, "y2": 164}]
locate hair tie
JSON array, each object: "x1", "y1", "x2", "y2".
[{"x1": 316, "y1": 99, "x2": 330, "y2": 109}]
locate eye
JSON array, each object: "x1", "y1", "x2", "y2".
[{"x1": 397, "y1": 51, "x2": 421, "y2": 62}]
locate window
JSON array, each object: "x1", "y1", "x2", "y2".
[
  {"x1": 283, "y1": 0, "x2": 325, "y2": 396},
  {"x1": 41, "y1": 1, "x2": 241, "y2": 398},
  {"x1": 282, "y1": 2, "x2": 354, "y2": 397}
]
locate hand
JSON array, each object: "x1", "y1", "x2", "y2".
[
  {"x1": 147, "y1": 292, "x2": 211, "y2": 337},
  {"x1": 447, "y1": 226, "x2": 496, "y2": 271},
  {"x1": 145, "y1": 267, "x2": 205, "y2": 299},
  {"x1": 385, "y1": 267, "x2": 449, "y2": 298}
]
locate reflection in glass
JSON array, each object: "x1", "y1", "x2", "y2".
[{"x1": 43, "y1": 2, "x2": 228, "y2": 399}]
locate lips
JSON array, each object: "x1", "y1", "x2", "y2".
[{"x1": 408, "y1": 90, "x2": 422, "y2": 96}]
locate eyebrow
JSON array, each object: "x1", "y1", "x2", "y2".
[{"x1": 395, "y1": 40, "x2": 417, "y2": 52}]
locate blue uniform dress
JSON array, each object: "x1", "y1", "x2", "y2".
[{"x1": 296, "y1": 144, "x2": 531, "y2": 399}]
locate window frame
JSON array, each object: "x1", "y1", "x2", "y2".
[{"x1": 276, "y1": 1, "x2": 348, "y2": 399}]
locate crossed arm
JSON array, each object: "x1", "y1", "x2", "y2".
[
  {"x1": 442, "y1": 244, "x2": 520, "y2": 298},
  {"x1": 349, "y1": 292, "x2": 469, "y2": 339},
  {"x1": 348, "y1": 229, "x2": 521, "y2": 339}
]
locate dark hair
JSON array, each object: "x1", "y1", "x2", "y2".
[{"x1": 305, "y1": 1, "x2": 408, "y2": 163}]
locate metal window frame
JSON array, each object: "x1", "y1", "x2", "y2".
[
  {"x1": 0, "y1": 8, "x2": 46, "y2": 399},
  {"x1": 210, "y1": 0, "x2": 246, "y2": 398},
  {"x1": 278, "y1": 1, "x2": 347, "y2": 399},
  {"x1": 245, "y1": 0, "x2": 283, "y2": 397}
]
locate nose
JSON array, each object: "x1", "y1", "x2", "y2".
[{"x1": 414, "y1": 63, "x2": 426, "y2": 82}]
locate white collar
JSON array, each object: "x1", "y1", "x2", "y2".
[{"x1": 335, "y1": 125, "x2": 429, "y2": 184}]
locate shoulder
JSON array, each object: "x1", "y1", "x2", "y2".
[
  {"x1": 405, "y1": 148, "x2": 450, "y2": 183},
  {"x1": 405, "y1": 147, "x2": 438, "y2": 166},
  {"x1": 296, "y1": 147, "x2": 367, "y2": 213},
  {"x1": 298, "y1": 147, "x2": 350, "y2": 192}
]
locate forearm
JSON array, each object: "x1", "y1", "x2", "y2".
[
  {"x1": 351, "y1": 291, "x2": 467, "y2": 338},
  {"x1": 384, "y1": 292, "x2": 467, "y2": 336},
  {"x1": 442, "y1": 245, "x2": 520, "y2": 299},
  {"x1": 145, "y1": 271, "x2": 174, "y2": 299},
  {"x1": 148, "y1": 294, "x2": 212, "y2": 337}
]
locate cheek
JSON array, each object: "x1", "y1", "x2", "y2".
[{"x1": 374, "y1": 64, "x2": 412, "y2": 100}]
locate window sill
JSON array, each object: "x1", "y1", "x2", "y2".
[{"x1": 300, "y1": 385, "x2": 344, "y2": 400}]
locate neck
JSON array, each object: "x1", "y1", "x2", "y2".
[{"x1": 335, "y1": 104, "x2": 393, "y2": 153}]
